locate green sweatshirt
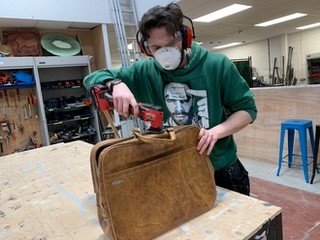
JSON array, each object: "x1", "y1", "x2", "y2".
[{"x1": 84, "y1": 43, "x2": 257, "y2": 171}]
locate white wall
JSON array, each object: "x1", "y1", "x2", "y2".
[
  {"x1": 215, "y1": 28, "x2": 320, "y2": 85},
  {"x1": 135, "y1": 0, "x2": 179, "y2": 20},
  {"x1": 0, "y1": 0, "x2": 112, "y2": 24},
  {"x1": 214, "y1": 39, "x2": 270, "y2": 81}
]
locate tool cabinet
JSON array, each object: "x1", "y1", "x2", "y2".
[{"x1": 34, "y1": 56, "x2": 101, "y2": 145}]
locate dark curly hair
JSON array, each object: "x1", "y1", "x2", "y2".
[{"x1": 139, "y1": 3, "x2": 183, "y2": 39}]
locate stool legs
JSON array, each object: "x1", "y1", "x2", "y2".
[
  {"x1": 311, "y1": 126, "x2": 320, "y2": 184},
  {"x1": 299, "y1": 129, "x2": 309, "y2": 183},
  {"x1": 308, "y1": 125, "x2": 315, "y2": 154},
  {"x1": 287, "y1": 129, "x2": 295, "y2": 167},
  {"x1": 277, "y1": 128, "x2": 286, "y2": 176}
]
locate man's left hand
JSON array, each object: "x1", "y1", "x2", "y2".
[{"x1": 197, "y1": 128, "x2": 218, "y2": 156}]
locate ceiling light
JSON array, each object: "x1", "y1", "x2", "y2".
[
  {"x1": 127, "y1": 43, "x2": 133, "y2": 50},
  {"x1": 296, "y1": 22, "x2": 320, "y2": 30},
  {"x1": 255, "y1": 13, "x2": 307, "y2": 27},
  {"x1": 193, "y1": 4, "x2": 252, "y2": 23},
  {"x1": 213, "y1": 42, "x2": 242, "y2": 49}
]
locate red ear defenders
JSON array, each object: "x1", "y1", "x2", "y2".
[{"x1": 136, "y1": 15, "x2": 196, "y2": 56}]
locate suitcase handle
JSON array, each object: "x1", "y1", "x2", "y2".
[{"x1": 133, "y1": 127, "x2": 176, "y2": 144}]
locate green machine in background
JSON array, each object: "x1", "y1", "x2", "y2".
[{"x1": 232, "y1": 57, "x2": 253, "y2": 88}]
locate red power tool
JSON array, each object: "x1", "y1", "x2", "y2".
[{"x1": 91, "y1": 84, "x2": 164, "y2": 133}]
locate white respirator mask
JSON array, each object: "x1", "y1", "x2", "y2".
[{"x1": 153, "y1": 47, "x2": 182, "y2": 70}]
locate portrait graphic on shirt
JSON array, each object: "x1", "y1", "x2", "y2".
[
  {"x1": 164, "y1": 82, "x2": 209, "y2": 128},
  {"x1": 187, "y1": 89, "x2": 209, "y2": 128}
]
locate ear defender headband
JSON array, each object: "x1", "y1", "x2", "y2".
[
  {"x1": 136, "y1": 12, "x2": 196, "y2": 56},
  {"x1": 180, "y1": 14, "x2": 196, "y2": 50},
  {"x1": 136, "y1": 30, "x2": 152, "y2": 56}
]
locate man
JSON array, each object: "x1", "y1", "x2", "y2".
[{"x1": 83, "y1": 3, "x2": 257, "y2": 195}]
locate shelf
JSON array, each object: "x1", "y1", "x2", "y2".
[
  {"x1": 46, "y1": 104, "x2": 89, "y2": 113},
  {"x1": 0, "y1": 57, "x2": 35, "y2": 70},
  {"x1": 50, "y1": 132, "x2": 95, "y2": 144},
  {"x1": 42, "y1": 86, "x2": 82, "y2": 91},
  {"x1": 35, "y1": 56, "x2": 90, "y2": 68},
  {"x1": 0, "y1": 83, "x2": 36, "y2": 90},
  {"x1": 47, "y1": 116, "x2": 93, "y2": 127},
  {"x1": 41, "y1": 79, "x2": 83, "y2": 90}
]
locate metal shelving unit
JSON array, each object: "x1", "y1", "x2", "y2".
[
  {"x1": 307, "y1": 53, "x2": 320, "y2": 84},
  {"x1": 33, "y1": 55, "x2": 101, "y2": 145}
]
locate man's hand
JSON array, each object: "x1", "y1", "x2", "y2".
[
  {"x1": 112, "y1": 82, "x2": 139, "y2": 117},
  {"x1": 197, "y1": 128, "x2": 219, "y2": 156},
  {"x1": 197, "y1": 110, "x2": 253, "y2": 156}
]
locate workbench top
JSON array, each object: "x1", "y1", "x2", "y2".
[{"x1": 0, "y1": 141, "x2": 282, "y2": 240}]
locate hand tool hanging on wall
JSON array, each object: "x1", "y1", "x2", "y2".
[
  {"x1": 0, "y1": 92, "x2": 6, "y2": 120},
  {"x1": 18, "y1": 124, "x2": 24, "y2": 134},
  {"x1": 1, "y1": 121, "x2": 12, "y2": 145},
  {"x1": 9, "y1": 90, "x2": 17, "y2": 107},
  {"x1": 0, "y1": 136, "x2": 3, "y2": 156},
  {"x1": 26, "y1": 96, "x2": 32, "y2": 119},
  {"x1": 4, "y1": 90, "x2": 9, "y2": 107},
  {"x1": 16, "y1": 89, "x2": 20, "y2": 102},
  {"x1": 1, "y1": 121, "x2": 10, "y2": 133},
  {"x1": 23, "y1": 105, "x2": 29, "y2": 120},
  {"x1": 29, "y1": 92, "x2": 38, "y2": 118},
  {"x1": 91, "y1": 84, "x2": 164, "y2": 135}
]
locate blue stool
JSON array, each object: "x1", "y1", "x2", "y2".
[{"x1": 277, "y1": 119, "x2": 315, "y2": 183}]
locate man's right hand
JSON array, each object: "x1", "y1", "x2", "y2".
[{"x1": 111, "y1": 82, "x2": 139, "y2": 118}]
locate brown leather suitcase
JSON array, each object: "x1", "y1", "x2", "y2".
[{"x1": 90, "y1": 125, "x2": 216, "y2": 240}]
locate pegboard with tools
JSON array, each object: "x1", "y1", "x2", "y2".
[{"x1": 0, "y1": 86, "x2": 42, "y2": 156}]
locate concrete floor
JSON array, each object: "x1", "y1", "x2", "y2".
[
  {"x1": 241, "y1": 158, "x2": 320, "y2": 240},
  {"x1": 241, "y1": 158, "x2": 320, "y2": 195}
]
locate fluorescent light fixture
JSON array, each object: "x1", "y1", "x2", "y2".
[
  {"x1": 193, "y1": 4, "x2": 252, "y2": 23},
  {"x1": 127, "y1": 43, "x2": 133, "y2": 50},
  {"x1": 255, "y1": 13, "x2": 307, "y2": 27},
  {"x1": 213, "y1": 42, "x2": 242, "y2": 49},
  {"x1": 296, "y1": 22, "x2": 320, "y2": 30}
]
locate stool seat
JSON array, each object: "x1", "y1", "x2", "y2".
[
  {"x1": 281, "y1": 119, "x2": 312, "y2": 128},
  {"x1": 277, "y1": 119, "x2": 315, "y2": 183}
]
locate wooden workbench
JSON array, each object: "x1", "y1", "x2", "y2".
[{"x1": 0, "y1": 141, "x2": 282, "y2": 240}]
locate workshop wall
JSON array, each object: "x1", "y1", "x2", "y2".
[
  {"x1": 215, "y1": 28, "x2": 320, "y2": 85},
  {"x1": 214, "y1": 39, "x2": 271, "y2": 81},
  {"x1": 234, "y1": 85, "x2": 320, "y2": 164}
]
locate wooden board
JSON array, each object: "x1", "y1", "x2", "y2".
[
  {"x1": 235, "y1": 85, "x2": 320, "y2": 164},
  {"x1": 0, "y1": 140, "x2": 282, "y2": 240}
]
